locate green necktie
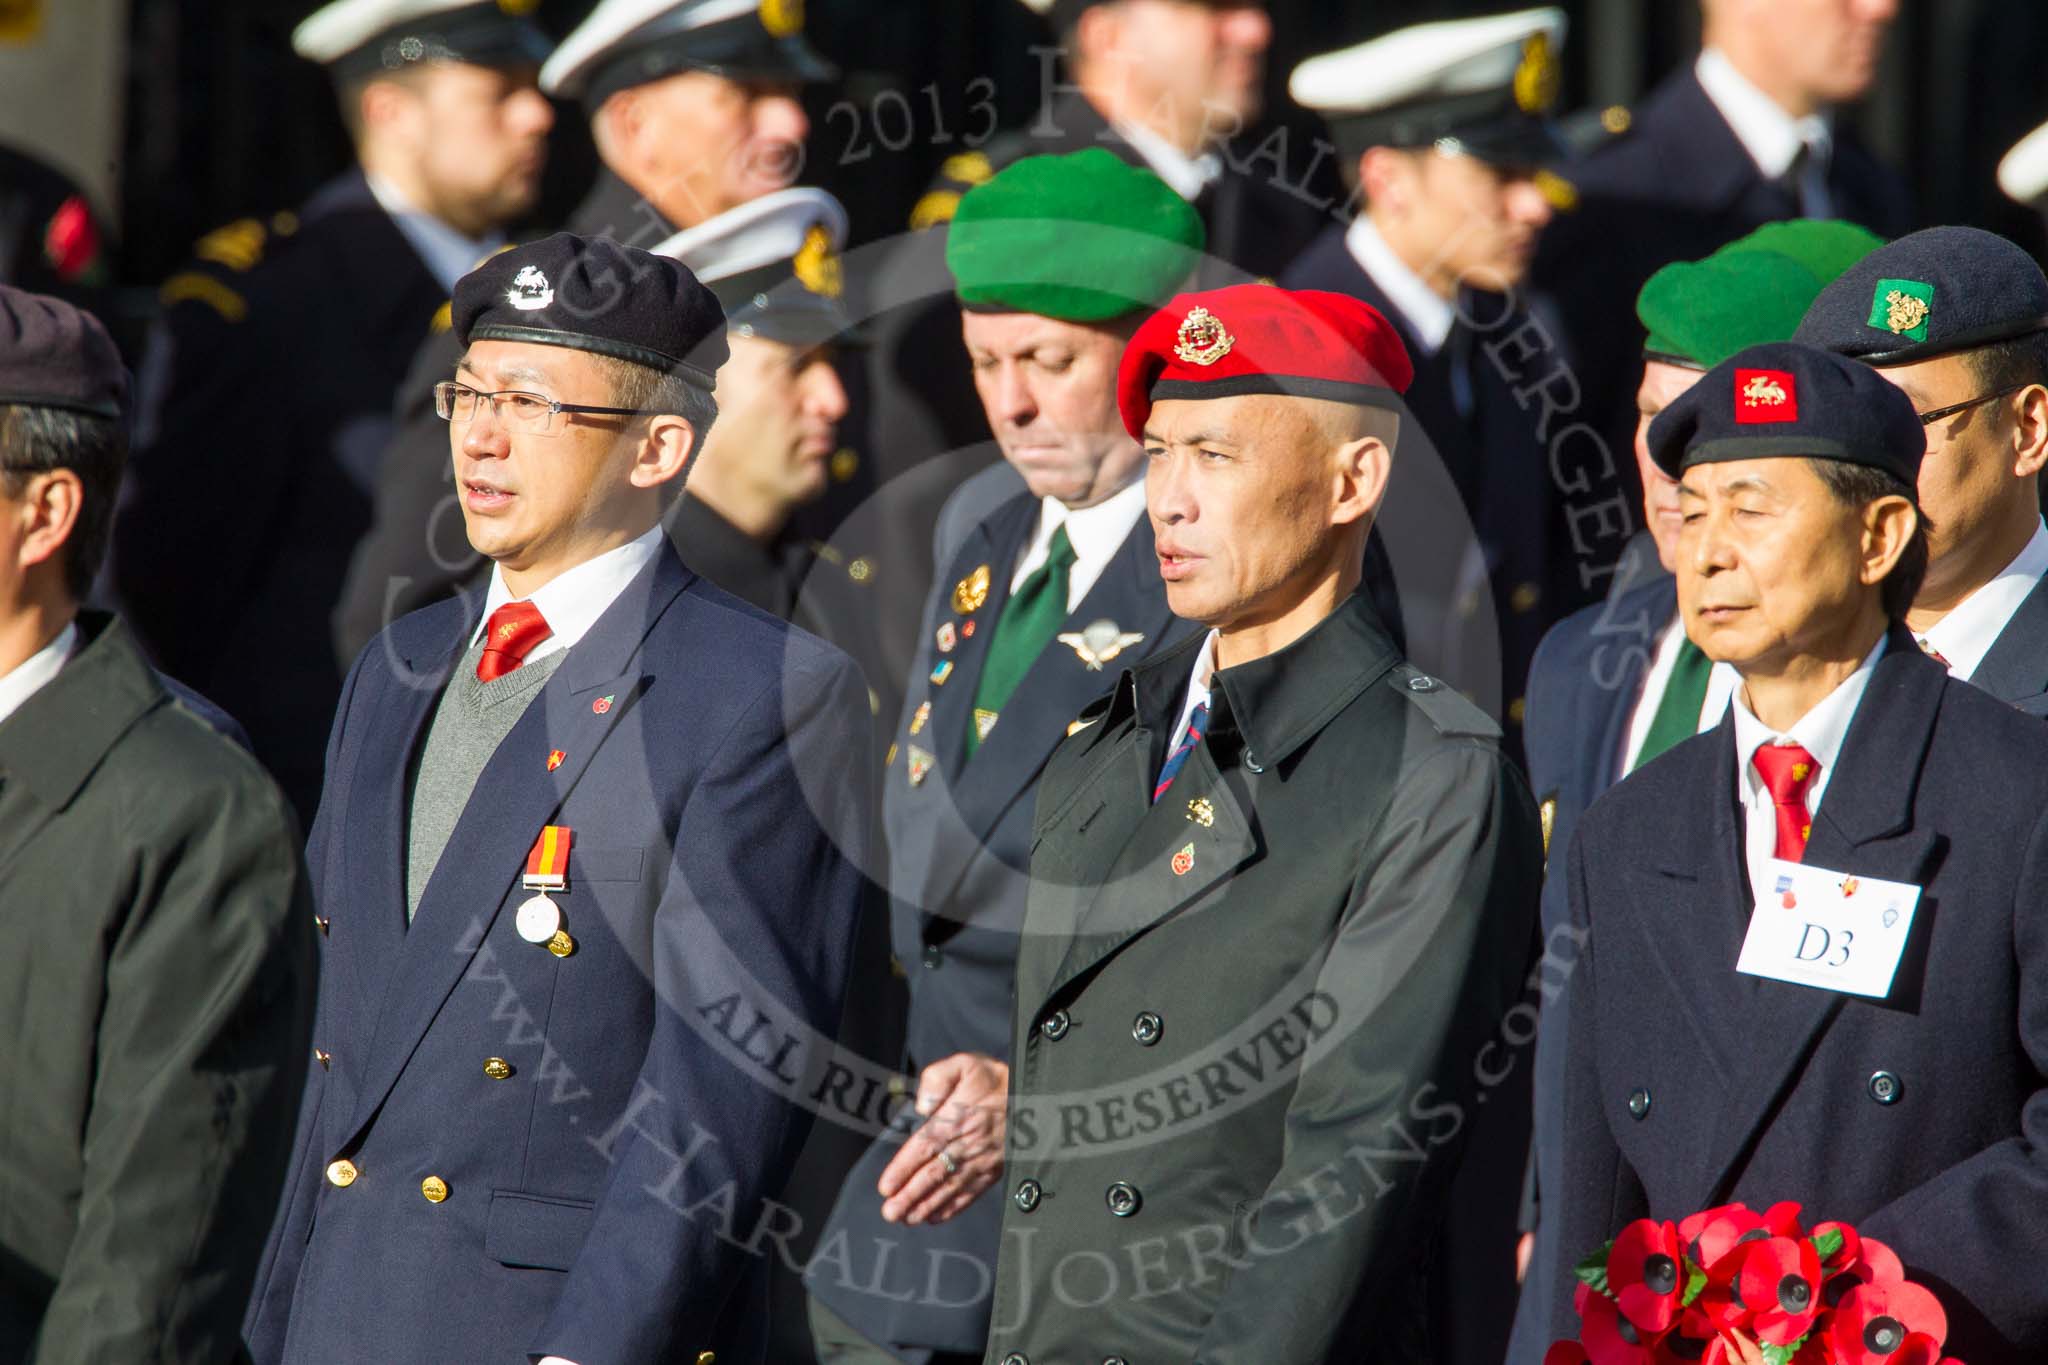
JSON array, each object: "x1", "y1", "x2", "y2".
[
  {"x1": 967, "y1": 524, "x2": 1076, "y2": 758},
  {"x1": 1631, "y1": 635, "x2": 1712, "y2": 771}
]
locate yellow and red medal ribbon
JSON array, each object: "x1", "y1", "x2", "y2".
[{"x1": 523, "y1": 825, "x2": 572, "y2": 892}]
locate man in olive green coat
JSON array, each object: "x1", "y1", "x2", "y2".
[
  {"x1": 0, "y1": 283, "x2": 315, "y2": 1363},
  {"x1": 979, "y1": 284, "x2": 1541, "y2": 1365}
]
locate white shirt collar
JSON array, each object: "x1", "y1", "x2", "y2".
[
  {"x1": 1008, "y1": 477, "x2": 1150, "y2": 612},
  {"x1": 1346, "y1": 214, "x2": 1455, "y2": 355},
  {"x1": 1731, "y1": 633, "x2": 1886, "y2": 819},
  {"x1": 366, "y1": 172, "x2": 505, "y2": 293},
  {"x1": 1168, "y1": 628, "x2": 1220, "y2": 755},
  {"x1": 0, "y1": 620, "x2": 78, "y2": 730},
  {"x1": 472, "y1": 526, "x2": 666, "y2": 662},
  {"x1": 1917, "y1": 519, "x2": 2048, "y2": 682},
  {"x1": 1112, "y1": 120, "x2": 1224, "y2": 203},
  {"x1": 1694, "y1": 48, "x2": 1833, "y2": 180}
]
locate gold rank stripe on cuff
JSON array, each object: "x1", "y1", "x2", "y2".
[{"x1": 522, "y1": 824, "x2": 571, "y2": 891}]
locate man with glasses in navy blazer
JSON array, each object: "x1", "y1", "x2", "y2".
[{"x1": 244, "y1": 234, "x2": 871, "y2": 1365}]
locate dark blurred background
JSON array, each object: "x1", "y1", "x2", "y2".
[{"x1": 26, "y1": 0, "x2": 2048, "y2": 354}]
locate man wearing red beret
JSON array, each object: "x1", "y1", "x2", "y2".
[{"x1": 978, "y1": 284, "x2": 1542, "y2": 1364}]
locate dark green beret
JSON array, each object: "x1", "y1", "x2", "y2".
[
  {"x1": 1639, "y1": 250, "x2": 1837, "y2": 370},
  {"x1": 1638, "y1": 220, "x2": 1886, "y2": 370},
  {"x1": 945, "y1": 148, "x2": 1206, "y2": 323},
  {"x1": 1723, "y1": 220, "x2": 1885, "y2": 287}
]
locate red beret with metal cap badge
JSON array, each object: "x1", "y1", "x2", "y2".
[{"x1": 1116, "y1": 284, "x2": 1416, "y2": 440}]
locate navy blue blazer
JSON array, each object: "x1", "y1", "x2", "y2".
[
  {"x1": 1524, "y1": 538, "x2": 1679, "y2": 941},
  {"x1": 1972, "y1": 572, "x2": 2048, "y2": 716},
  {"x1": 1547, "y1": 630, "x2": 2048, "y2": 1361},
  {"x1": 243, "y1": 544, "x2": 873, "y2": 1365},
  {"x1": 807, "y1": 467, "x2": 1193, "y2": 1356}
]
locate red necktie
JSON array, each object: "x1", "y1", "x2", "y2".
[
  {"x1": 1751, "y1": 743, "x2": 1820, "y2": 862},
  {"x1": 477, "y1": 600, "x2": 552, "y2": 682}
]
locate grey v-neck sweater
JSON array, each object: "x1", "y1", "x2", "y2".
[{"x1": 405, "y1": 640, "x2": 567, "y2": 921}]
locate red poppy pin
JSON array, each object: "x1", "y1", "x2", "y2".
[
  {"x1": 1170, "y1": 843, "x2": 1194, "y2": 876},
  {"x1": 593, "y1": 694, "x2": 614, "y2": 715}
]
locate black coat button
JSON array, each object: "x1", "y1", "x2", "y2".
[
  {"x1": 1001, "y1": 1355, "x2": 1028, "y2": 1365},
  {"x1": 1014, "y1": 1179, "x2": 1042, "y2": 1213},
  {"x1": 1131, "y1": 1011, "x2": 1163, "y2": 1046},
  {"x1": 1041, "y1": 1010, "x2": 1071, "y2": 1041},
  {"x1": 921, "y1": 944, "x2": 943, "y2": 969},
  {"x1": 1868, "y1": 1070, "x2": 1902, "y2": 1105},
  {"x1": 1626, "y1": 1087, "x2": 1651, "y2": 1120},
  {"x1": 1105, "y1": 1181, "x2": 1141, "y2": 1217}
]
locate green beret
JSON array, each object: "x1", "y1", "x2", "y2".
[
  {"x1": 1637, "y1": 220, "x2": 1886, "y2": 369},
  {"x1": 1720, "y1": 219, "x2": 1887, "y2": 288},
  {"x1": 945, "y1": 148, "x2": 1206, "y2": 322}
]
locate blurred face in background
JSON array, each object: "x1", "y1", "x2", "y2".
[
  {"x1": 596, "y1": 72, "x2": 809, "y2": 228},
  {"x1": 1705, "y1": 0, "x2": 1899, "y2": 111},
  {"x1": 1084, "y1": 1, "x2": 1272, "y2": 148},
  {"x1": 363, "y1": 63, "x2": 554, "y2": 237},
  {"x1": 698, "y1": 335, "x2": 849, "y2": 516},
  {"x1": 1361, "y1": 147, "x2": 1554, "y2": 299},
  {"x1": 962, "y1": 310, "x2": 1144, "y2": 509}
]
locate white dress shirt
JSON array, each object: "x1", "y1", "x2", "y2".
[
  {"x1": 1619, "y1": 612, "x2": 1741, "y2": 775},
  {"x1": 1166, "y1": 629, "x2": 1220, "y2": 758},
  {"x1": 1730, "y1": 635, "x2": 1885, "y2": 898},
  {"x1": 0, "y1": 620, "x2": 77, "y2": 729},
  {"x1": 1113, "y1": 120, "x2": 1224, "y2": 203},
  {"x1": 366, "y1": 172, "x2": 504, "y2": 293},
  {"x1": 1916, "y1": 519, "x2": 2048, "y2": 681},
  {"x1": 1008, "y1": 478, "x2": 1149, "y2": 612},
  {"x1": 1345, "y1": 214, "x2": 1455, "y2": 356},
  {"x1": 1695, "y1": 48, "x2": 1834, "y2": 215},
  {"x1": 471, "y1": 525, "x2": 665, "y2": 660}
]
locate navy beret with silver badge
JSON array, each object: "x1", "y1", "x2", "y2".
[
  {"x1": 453, "y1": 232, "x2": 729, "y2": 389},
  {"x1": 1646, "y1": 340, "x2": 1923, "y2": 484},
  {"x1": 1792, "y1": 225, "x2": 2048, "y2": 365}
]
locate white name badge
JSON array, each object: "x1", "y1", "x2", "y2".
[{"x1": 1736, "y1": 858, "x2": 1922, "y2": 999}]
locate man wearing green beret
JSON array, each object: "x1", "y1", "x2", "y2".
[
  {"x1": 805, "y1": 148, "x2": 1205, "y2": 1365},
  {"x1": 1508, "y1": 218, "x2": 1882, "y2": 1358}
]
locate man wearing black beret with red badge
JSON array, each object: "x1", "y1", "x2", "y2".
[
  {"x1": 980, "y1": 285, "x2": 1540, "y2": 1365},
  {"x1": 243, "y1": 234, "x2": 873, "y2": 1365},
  {"x1": 1547, "y1": 340, "x2": 2048, "y2": 1361}
]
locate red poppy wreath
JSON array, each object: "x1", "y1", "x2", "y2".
[{"x1": 1548, "y1": 1202, "x2": 1964, "y2": 1365}]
